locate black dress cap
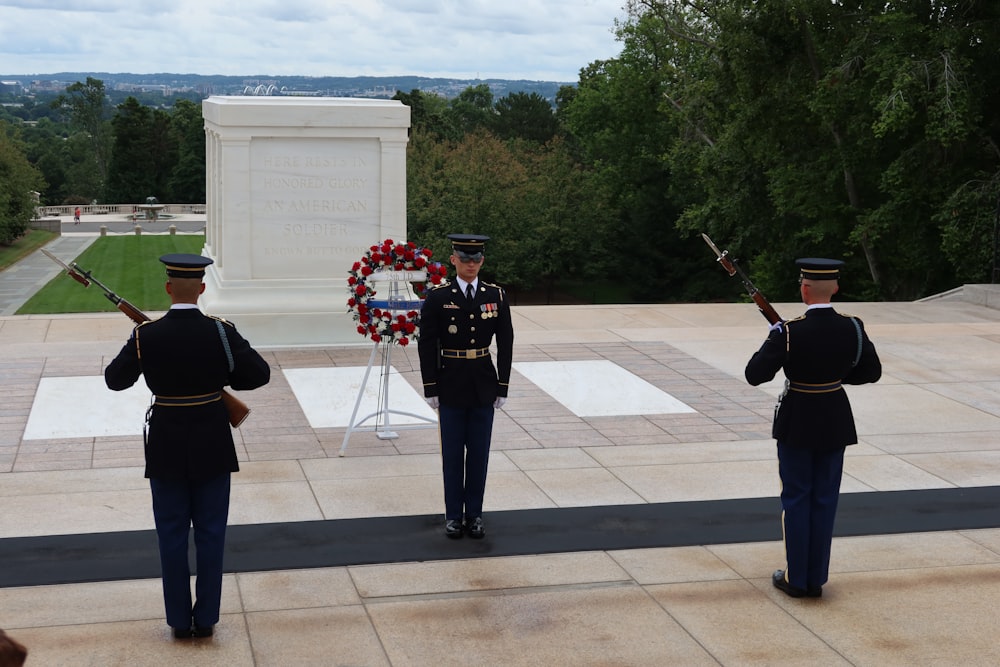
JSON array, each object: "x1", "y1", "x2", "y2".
[
  {"x1": 796, "y1": 257, "x2": 844, "y2": 281},
  {"x1": 159, "y1": 253, "x2": 214, "y2": 278},
  {"x1": 447, "y1": 234, "x2": 490, "y2": 261}
]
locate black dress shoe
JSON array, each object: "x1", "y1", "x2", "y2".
[
  {"x1": 772, "y1": 570, "x2": 810, "y2": 598},
  {"x1": 465, "y1": 516, "x2": 486, "y2": 539},
  {"x1": 172, "y1": 627, "x2": 193, "y2": 639},
  {"x1": 445, "y1": 519, "x2": 464, "y2": 539},
  {"x1": 191, "y1": 625, "x2": 214, "y2": 638}
]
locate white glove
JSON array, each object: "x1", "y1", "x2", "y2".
[
  {"x1": 493, "y1": 397, "x2": 507, "y2": 409},
  {"x1": 768, "y1": 320, "x2": 784, "y2": 334},
  {"x1": 425, "y1": 396, "x2": 439, "y2": 410}
]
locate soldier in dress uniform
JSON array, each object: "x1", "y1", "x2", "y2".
[
  {"x1": 418, "y1": 234, "x2": 514, "y2": 539},
  {"x1": 105, "y1": 254, "x2": 271, "y2": 638},
  {"x1": 745, "y1": 258, "x2": 881, "y2": 598}
]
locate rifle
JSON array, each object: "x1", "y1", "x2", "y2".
[
  {"x1": 40, "y1": 248, "x2": 251, "y2": 427},
  {"x1": 701, "y1": 234, "x2": 782, "y2": 325}
]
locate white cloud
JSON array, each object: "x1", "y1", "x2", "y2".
[{"x1": 0, "y1": 0, "x2": 626, "y2": 81}]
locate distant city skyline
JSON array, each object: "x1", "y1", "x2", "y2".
[{"x1": 1, "y1": 1, "x2": 627, "y2": 83}]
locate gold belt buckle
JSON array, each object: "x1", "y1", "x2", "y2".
[{"x1": 466, "y1": 349, "x2": 476, "y2": 359}]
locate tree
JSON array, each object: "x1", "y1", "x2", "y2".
[
  {"x1": 167, "y1": 99, "x2": 206, "y2": 203},
  {"x1": 105, "y1": 97, "x2": 155, "y2": 203},
  {"x1": 492, "y1": 92, "x2": 559, "y2": 143},
  {"x1": 394, "y1": 89, "x2": 455, "y2": 139},
  {"x1": 54, "y1": 78, "x2": 113, "y2": 196},
  {"x1": 0, "y1": 126, "x2": 45, "y2": 244},
  {"x1": 446, "y1": 84, "x2": 495, "y2": 136},
  {"x1": 105, "y1": 97, "x2": 179, "y2": 203},
  {"x1": 615, "y1": 0, "x2": 1000, "y2": 301}
]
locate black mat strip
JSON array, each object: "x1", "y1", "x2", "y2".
[{"x1": 3, "y1": 486, "x2": 999, "y2": 588}]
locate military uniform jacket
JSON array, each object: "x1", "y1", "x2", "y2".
[
  {"x1": 105, "y1": 308, "x2": 271, "y2": 480},
  {"x1": 418, "y1": 280, "x2": 514, "y2": 408},
  {"x1": 745, "y1": 307, "x2": 881, "y2": 451}
]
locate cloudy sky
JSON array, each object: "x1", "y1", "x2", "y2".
[{"x1": 1, "y1": 0, "x2": 627, "y2": 82}]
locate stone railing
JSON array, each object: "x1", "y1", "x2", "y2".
[{"x1": 36, "y1": 204, "x2": 207, "y2": 217}]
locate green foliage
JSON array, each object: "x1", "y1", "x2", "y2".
[
  {"x1": 17, "y1": 235, "x2": 206, "y2": 315},
  {"x1": 492, "y1": 92, "x2": 559, "y2": 143},
  {"x1": 621, "y1": 0, "x2": 1000, "y2": 301},
  {"x1": 447, "y1": 84, "x2": 496, "y2": 136},
  {"x1": 0, "y1": 127, "x2": 45, "y2": 245},
  {"x1": 166, "y1": 99, "x2": 206, "y2": 203},
  {"x1": 54, "y1": 77, "x2": 113, "y2": 194},
  {"x1": 105, "y1": 97, "x2": 180, "y2": 202},
  {"x1": 405, "y1": 127, "x2": 612, "y2": 301}
]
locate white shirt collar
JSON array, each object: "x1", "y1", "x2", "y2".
[
  {"x1": 806, "y1": 303, "x2": 834, "y2": 311},
  {"x1": 170, "y1": 303, "x2": 200, "y2": 310}
]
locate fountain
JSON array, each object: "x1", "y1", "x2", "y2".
[{"x1": 134, "y1": 196, "x2": 165, "y2": 222}]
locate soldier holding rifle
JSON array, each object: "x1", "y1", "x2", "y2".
[
  {"x1": 744, "y1": 258, "x2": 881, "y2": 598},
  {"x1": 104, "y1": 254, "x2": 270, "y2": 638}
]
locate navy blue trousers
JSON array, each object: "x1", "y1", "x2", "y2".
[
  {"x1": 438, "y1": 404, "x2": 495, "y2": 521},
  {"x1": 149, "y1": 473, "x2": 231, "y2": 630},
  {"x1": 777, "y1": 443, "x2": 845, "y2": 590}
]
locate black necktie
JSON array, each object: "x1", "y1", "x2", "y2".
[{"x1": 465, "y1": 283, "x2": 474, "y2": 301}]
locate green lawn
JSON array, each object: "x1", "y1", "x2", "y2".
[
  {"x1": 0, "y1": 229, "x2": 59, "y2": 271},
  {"x1": 18, "y1": 235, "x2": 207, "y2": 315}
]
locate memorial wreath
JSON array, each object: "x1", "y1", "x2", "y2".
[{"x1": 347, "y1": 239, "x2": 449, "y2": 346}]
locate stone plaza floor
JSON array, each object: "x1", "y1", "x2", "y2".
[{"x1": 1, "y1": 224, "x2": 1000, "y2": 665}]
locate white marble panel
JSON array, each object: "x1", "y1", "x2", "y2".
[
  {"x1": 24, "y1": 376, "x2": 151, "y2": 439},
  {"x1": 512, "y1": 359, "x2": 695, "y2": 417},
  {"x1": 283, "y1": 366, "x2": 437, "y2": 429}
]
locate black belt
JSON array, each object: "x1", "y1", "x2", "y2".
[
  {"x1": 441, "y1": 347, "x2": 490, "y2": 360},
  {"x1": 154, "y1": 392, "x2": 223, "y2": 407},
  {"x1": 788, "y1": 381, "x2": 842, "y2": 394}
]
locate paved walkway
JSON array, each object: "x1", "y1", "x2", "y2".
[{"x1": 2, "y1": 224, "x2": 1000, "y2": 665}]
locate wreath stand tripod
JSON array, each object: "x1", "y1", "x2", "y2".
[{"x1": 339, "y1": 275, "x2": 436, "y2": 456}]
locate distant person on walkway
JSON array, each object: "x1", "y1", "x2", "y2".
[
  {"x1": 418, "y1": 234, "x2": 514, "y2": 539},
  {"x1": 745, "y1": 258, "x2": 881, "y2": 598},
  {"x1": 0, "y1": 628, "x2": 27, "y2": 666},
  {"x1": 73, "y1": 207, "x2": 81, "y2": 224},
  {"x1": 104, "y1": 254, "x2": 270, "y2": 638}
]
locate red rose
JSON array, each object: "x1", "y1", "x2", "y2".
[
  {"x1": 371, "y1": 333, "x2": 381, "y2": 343},
  {"x1": 414, "y1": 256, "x2": 426, "y2": 268},
  {"x1": 399, "y1": 337, "x2": 409, "y2": 346},
  {"x1": 357, "y1": 325, "x2": 366, "y2": 334},
  {"x1": 371, "y1": 252, "x2": 382, "y2": 264},
  {"x1": 348, "y1": 276, "x2": 357, "y2": 286},
  {"x1": 405, "y1": 322, "x2": 416, "y2": 334},
  {"x1": 361, "y1": 265, "x2": 373, "y2": 276},
  {"x1": 347, "y1": 298, "x2": 356, "y2": 307},
  {"x1": 355, "y1": 285, "x2": 367, "y2": 296},
  {"x1": 352, "y1": 261, "x2": 361, "y2": 271}
]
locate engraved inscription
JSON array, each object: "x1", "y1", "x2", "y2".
[{"x1": 250, "y1": 137, "x2": 381, "y2": 280}]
